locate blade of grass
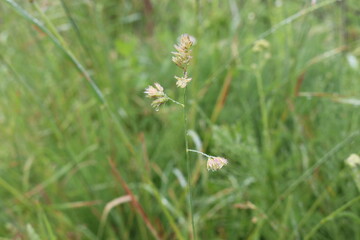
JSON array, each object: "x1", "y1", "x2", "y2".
[
  {"x1": 98, "y1": 195, "x2": 132, "y2": 239},
  {"x1": 298, "y1": 92, "x2": 360, "y2": 106},
  {"x1": 108, "y1": 158, "x2": 162, "y2": 240},
  {"x1": 37, "y1": 204, "x2": 57, "y2": 240},
  {"x1": 143, "y1": 182, "x2": 186, "y2": 240},
  {"x1": 210, "y1": 69, "x2": 234, "y2": 123},
  {"x1": 58, "y1": 0, "x2": 94, "y2": 59},
  {"x1": 48, "y1": 200, "x2": 102, "y2": 210},
  {"x1": 3, "y1": 0, "x2": 135, "y2": 155},
  {"x1": 304, "y1": 195, "x2": 360, "y2": 240},
  {"x1": 25, "y1": 162, "x2": 73, "y2": 198},
  {"x1": 2, "y1": 0, "x2": 104, "y2": 102},
  {"x1": 290, "y1": 169, "x2": 346, "y2": 238},
  {"x1": 247, "y1": 130, "x2": 360, "y2": 239},
  {"x1": 0, "y1": 177, "x2": 31, "y2": 207},
  {"x1": 257, "y1": 0, "x2": 339, "y2": 40}
]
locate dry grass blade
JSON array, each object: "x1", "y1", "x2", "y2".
[
  {"x1": 211, "y1": 69, "x2": 234, "y2": 123},
  {"x1": 51, "y1": 200, "x2": 102, "y2": 210},
  {"x1": 298, "y1": 92, "x2": 360, "y2": 106},
  {"x1": 108, "y1": 158, "x2": 162, "y2": 240},
  {"x1": 201, "y1": 68, "x2": 234, "y2": 151},
  {"x1": 98, "y1": 195, "x2": 132, "y2": 238}
]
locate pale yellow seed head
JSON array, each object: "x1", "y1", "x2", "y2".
[
  {"x1": 172, "y1": 34, "x2": 195, "y2": 69},
  {"x1": 207, "y1": 157, "x2": 228, "y2": 171},
  {"x1": 151, "y1": 97, "x2": 168, "y2": 111},
  {"x1": 175, "y1": 76, "x2": 192, "y2": 88},
  {"x1": 178, "y1": 34, "x2": 195, "y2": 49},
  {"x1": 144, "y1": 83, "x2": 165, "y2": 98},
  {"x1": 145, "y1": 83, "x2": 168, "y2": 111},
  {"x1": 345, "y1": 154, "x2": 360, "y2": 168},
  {"x1": 252, "y1": 39, "x2": 270, "y2": 53}
]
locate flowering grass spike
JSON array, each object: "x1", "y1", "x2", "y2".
[
  {"x1": 172, "y1": 34, "x2": 195, "y2": 88},
  {"x1": 172, "y1": 34, "x2": 194, "y2": 69},
  {"x1": 144, "y1": 83, "x2": 165, "y2": 98},
  {"x1": 252, "y1": 39, "x2": 270, "y2": 52},
  {"x1": 144, "y1": 83, "x2": 168, "y2": 111},
  {"x1": 207, "y1": 157, "x2": 229, "y2": 171},
  {"x1": 175, "y1": 75, "x2": 192, "y2": 88}
]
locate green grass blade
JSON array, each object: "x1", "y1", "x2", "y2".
[{"x1": 304, "y1": 196, "x2": 360, "y2": 240}]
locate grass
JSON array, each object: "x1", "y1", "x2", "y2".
[{"x1": 0, "y1": 0, "x2": 360, "y2": 239}]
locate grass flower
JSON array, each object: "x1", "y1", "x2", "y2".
[
  {"x1": 144, "y1": 83, "x2": 165, "y2": 98},
  {"x1": 175, "y1": 75, "x2": 192, "y2": 88},
  {"x1": 150, "y1": 97, "x2": 168, "y2": 111},
  {"x1": 144, "y1": 83, "x2": 168, "y2": 111},
  {"x1": 252, "y1": 39, "x2": 270, "y2": 52},
  {"x1": 345, "y1": 153, "x2": 360, "y2": 192},
  {"x1": 172, "y1": 34, "x2": 195, "y2": 88},
  {"x1": 172, "y1": 34, "x2": 194, "y2": 70},
  {"x1": 207, "y1": 156, "x2": 228, "y2": 171},
  {"x1": 187, "y1": 149, "x2": 229, "y2": 171},
  {"x1": 346, "y1": 154, "x2": 360, "y2": 168}
]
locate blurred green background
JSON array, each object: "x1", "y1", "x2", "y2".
[{"x1": 0, "y1": 0, "x2": 360, "y2": 239}]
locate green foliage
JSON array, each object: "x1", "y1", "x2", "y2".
[{"x1": 0, "y1": 0, "x2": 360, "y2": 239}]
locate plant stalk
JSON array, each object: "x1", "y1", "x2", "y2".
[
  {"x1": 255, "y1": 71, "x2": 270, "y2": 151},
  {"x1": 187, "y1": 149, "x2": 211, "y2": 158},
  {"x1": 183, "y1": 86, "x2": 196, "y2": 239}
]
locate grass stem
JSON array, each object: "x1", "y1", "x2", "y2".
[
  {"x1": 187, "y1": 149, "x2": 211, "y2": 158},
  {"x1": 168, "y1": 96, "x2": 185, "y2": 107},
  {"x1": 255, "y1": 71, "x2": 270, "y2": 152},
  {"x1": 183, "y1": 86, "x2": 196, "y2": 239}
]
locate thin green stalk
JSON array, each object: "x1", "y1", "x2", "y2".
[
  {"x1": 187, "y1": 149, "x2": 211, "y2": 158},
  {"x1": 290, "y1": 169, "x2": 345, "y2": 238},
  {"x1": 255, "y1": 71, "x2": 270, "y2": 152},
  {"x1": 0, "y1": 177, "x2": 31, "y2": 207},
  {"x1": 183, "y1": 86, "x2": 196, "y2": 240},
  {"x1": 58, "y1": 0, "x2": 94, "y2": 59},
  {"x1": 32, "y1": 3, "x2": 67, "y2": 48},
  {"x1": 254, "y1": 70, "x2": 276, "y2": 194},
  {"x1": 144, "y1": 182, "x2": 186, "y2": 240},
  {"x1": 257, "y1": 0, "x2": 338, "y2": 40},
  {"x1": 168, "y1": 96, "x2": 185, "y2": 107},
  {"x1": 304, "y1": 196, "x2": 360, "y2": 240}
]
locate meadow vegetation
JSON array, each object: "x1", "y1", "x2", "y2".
[{"x1": 0, "y1": 0, "x2": 360, "y2": 239}]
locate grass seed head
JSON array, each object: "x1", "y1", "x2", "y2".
[
  {"x1": 175, "y1": 75, "x2": 192, "y2": 88},
  {"x1": 150, "y1": 97, "x2": 168, "y2": 111},
  {"x1": 346, "y1": 154, "x2": 360, "y2": 168},
  {"x1": 145, "y1": 83, "x2": 165, "y2": 98},
  {"x1": 207, "y1": 157, "x2": 228, "y2": 171},
  {"x1": 252, "y1": 39, "x2": 270, "y2": 52},
  {"x1": 144, "y1": 83, "x2": 168, "y2": 111},
  {"x1": 172, "y1": 34, "x2": 195, "y2": 70}
]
